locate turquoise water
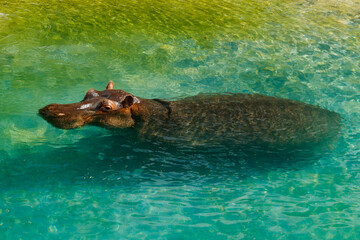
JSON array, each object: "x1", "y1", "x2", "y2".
[{"x1": 1, "y1": 0, "x2": 360, "y2": 239}]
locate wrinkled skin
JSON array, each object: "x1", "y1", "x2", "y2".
[{"x1": 39, "y1": 81, "x2": 341, "y2": 147}]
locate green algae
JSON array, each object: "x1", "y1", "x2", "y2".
[
  {"x1": 0, "y1": 0, "x2": 359, "y2": 47},
  {"x1": 0, "y1": 0, "x2": 358, "y2": 90}
]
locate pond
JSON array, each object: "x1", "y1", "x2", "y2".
[{"x1": 0, "y1": 0, "x2": 359, "y2": 239}]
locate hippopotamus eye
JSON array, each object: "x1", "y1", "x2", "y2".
[
  {"x1": 103, "y1": 105, "x2": 112, "y2": 111},
  {"x1": 98, "y1": 100, "x2": 118, "y2": 112},
  {"x1": 99, "y1": 104, "x2": 113, "y2": 112}
]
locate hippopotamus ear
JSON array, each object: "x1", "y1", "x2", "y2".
[
  {"x1": 121, "y1": 95, "x2": 140, "y2": 108},
  {"x1": 106, "y1": 81, "x2": 114, "y2": 90}
]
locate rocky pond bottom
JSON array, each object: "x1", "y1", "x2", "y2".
[{"x1": 0, "y1": 0, "x2": 359, "y2": 239}]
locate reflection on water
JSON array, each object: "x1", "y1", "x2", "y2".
[
  {"x1": 2, "y1": 130, "x2": 332, "y2": 185},
  {"x1": 0, "y1": 0, "x2": 359, "y2": 238}
]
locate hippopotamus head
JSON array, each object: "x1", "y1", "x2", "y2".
[{"x1": 39, "y1": 81, "x2": 140, "y2": 129}]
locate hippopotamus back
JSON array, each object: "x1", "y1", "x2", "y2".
[{"x1": 137, "y1": 93, "x2": 341, "y2": 147}]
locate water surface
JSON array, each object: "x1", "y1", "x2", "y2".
[{"x1": 0, "y1": 0, "x2": 359, "y2": 239}]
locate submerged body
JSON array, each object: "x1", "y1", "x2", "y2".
[
  {"x1": 39, "y1": 81, "x2": 341, "y2": 147},
  {"x1": 136, "y1": 94, "x2": 340, "y2": 146}
]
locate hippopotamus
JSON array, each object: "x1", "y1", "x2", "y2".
[{"x1": 39, "y1": 81, "x2": 341, "y2": 147}]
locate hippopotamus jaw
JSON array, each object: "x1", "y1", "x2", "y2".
[{"x1": 38, "y1": 81, "x2": 139, "y2": 129}]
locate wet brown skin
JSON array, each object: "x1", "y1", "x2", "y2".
[{"x1": 39, "y1": 81, "x2": 341, "y2": 147}]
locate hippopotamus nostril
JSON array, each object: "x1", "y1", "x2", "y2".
[
  {"x1": 38, "y1": 104, "x2": 65, "y2": 118},
  {"x1": 38, "y1": 106, "x2": 49, "y2": 116}
]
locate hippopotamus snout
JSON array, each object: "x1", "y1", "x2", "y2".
[
  {"x1": 39, "y1": 104, "x2": 67, "y2": 118},
  {"x1": 39, "y1": 102, "x2": 93, "y2": 129}
]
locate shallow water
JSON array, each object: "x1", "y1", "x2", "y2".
[{"x1": 0, "y1": 0, "x2": 359, "y2": 239}]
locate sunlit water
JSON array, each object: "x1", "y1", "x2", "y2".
[{"x1": 0, "y1": 0, "x2": 359, "y2": 239}]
